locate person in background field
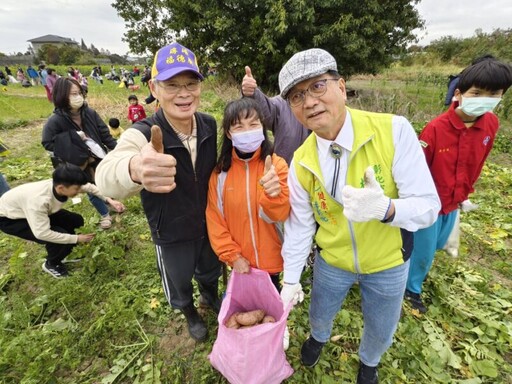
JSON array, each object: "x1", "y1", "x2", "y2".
[
  {"x1": 5, "y1": 67, "x2": 18, "y2": 84},
  {"x1": 39, "y1": 65, "x2": 51, "y2": 102},
  {"x1": 95, "y1": 42, "x2": 221, "y2": 342},
  {"x1": 91, "y1": 67, "x2": 103, "y2": 84},
  {"x1": 16, "y1": 67, "x2": 25, "y2": 82},
  {"x1": 79, "y1": 73, "x2": 88, "y2": 95},
  {"x1": 206, "y1": 97, "x2": 290, "y2": 290},
  {"x1": 127, "y1": 94, "x2": 147, "y2": 124},
  {"x1": 0, "y1": 164, "x2": 98, "y2": 278},
  {"x1": 277, "y1": 48, "x2": 440, "y2": 383},
  {"x1": 405, "y1": 57, "x2": 512, "y2": 314},
  {"x1": 0, "y1": 70, "x2": 7, "y2": 86},
  {"x1": 42, "y1": 77, "x2": 123, "y2": 230},
  {"x1": 46, "y1": 68, "x2": 58, "y2": 100},
  {"x1": 68, "y1": 67, "x2": 79, "y2": 80},
  {"x1": 27, "y1": 65, "x2": 40, "y2": 86},
  {"x1": 108, "y1": 118, "x2": 125, "y2": 139},
  {"x1": 241, "y1": 66, "x2": 310, "y2": 165}
]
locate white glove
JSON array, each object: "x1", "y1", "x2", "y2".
[
  {"x1": 460, "y1": 199, "x2": 479, "y2": 212},
  {"x1": 283, "y1": 326, "x2": 290, "y2": 350},
  {"x1": 342, "y1": 166, "x2": 391, "y2": 222},
  {"x1": 280, "y1": 283, "x2": 304, "y2": 308}
]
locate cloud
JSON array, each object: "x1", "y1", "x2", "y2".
[
  {"x1": 415, "y1": 0, "x2": 512, "y2": 45},
  {"x1": 0, "y1": 0, "x2": 130, "y2": 55}
]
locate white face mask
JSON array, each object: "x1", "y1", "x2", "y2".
[
  {"x1": 459, "y1": 96, "x2": 501, "y2": 117},
  {"x1": 69, "y1": 94, "x2": 84, "y2": 110},
  {"x1": 230, "y1": 128, "x2": 264, "y2": 153}
]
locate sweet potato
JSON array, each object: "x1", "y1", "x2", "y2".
[
  {"x1": 225, "y1": 312, "x2": 241, "y2": 329},
  {"x1": 261, "y1": 315, "x2": 276, "y2": 323},
  {"x1": 235, "y1": 309, "x2": 265, "y2": 326}
]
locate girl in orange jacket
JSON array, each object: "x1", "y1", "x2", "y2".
[{"x1": 206, "y1": 98, "x2": 290, "y2": 292}]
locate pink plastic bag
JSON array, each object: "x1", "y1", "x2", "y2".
[{"x1": 208, "y1": 268, "x2": 294, "y2": 384}]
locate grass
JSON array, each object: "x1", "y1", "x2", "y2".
[{"x1": 0, "y1": 67, "x2": 511, "y2": 383}]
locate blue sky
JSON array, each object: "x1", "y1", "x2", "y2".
[{"x1": 1, "y1": 0, "x2": 511, "y2": 55}]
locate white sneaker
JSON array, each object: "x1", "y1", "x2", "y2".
[{"x1": 100, "y1": 215, "x2": 112, "y2": 229}]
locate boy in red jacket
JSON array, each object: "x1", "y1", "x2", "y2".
[
  {"x1": 127, "y1": 95, "x2": 147, "y2": 124},
  {"x1": 405, "y1": 57, "x2": 512, "y2": 313}
]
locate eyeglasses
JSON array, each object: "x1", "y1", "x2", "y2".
[
  {"x1": 287, "y1": 78, "x2": 339, "y2": 107},
  {"x1": 156, "y1": 80, "x2": 201, "y2": 94}
]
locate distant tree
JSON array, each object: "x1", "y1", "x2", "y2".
[
  {"x1": 425, "y1": 29, "x2": 512, "y2": 64},
  {"x1": 81, "y1": 39, "x2": 88, "y2": 51},
  {"x1": 37, "y1": 44, "x2": 60, "y2": 65},
  {"x1": 108, "y1": 53, "x2": 128, "y2": 64},
  {"x1": 112, "y1": 0, "x2": 424, "y2": 90},
  {"x1": 90, "y1": 44, "x2": 100, "y2": 56},
  {"x1": 59, "y1": 45, "x2": 81, "y2": 65}
]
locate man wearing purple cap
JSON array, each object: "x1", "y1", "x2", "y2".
[
  {"x1": 96, "y1": 42, "x2": 221, "y2": 342},
  {"x1": 278, "y1": 48, "x2": 440, "y2": 383}
]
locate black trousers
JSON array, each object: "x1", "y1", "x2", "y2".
[
  {"x1": 155, "y1": 237, "x2": 222, "y2": 309},
  {"x1": 0, "y1": 209, "x2": 84, "y2": 264}
]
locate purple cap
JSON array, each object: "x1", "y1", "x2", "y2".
[{"x1": 151, "y1": 42, "x2": 204, "y2": 81}]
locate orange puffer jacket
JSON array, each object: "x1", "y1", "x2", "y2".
[{"x1": 206, "y1": 149, "x2": 290, "y2": 274}]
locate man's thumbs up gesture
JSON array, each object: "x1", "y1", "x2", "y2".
[
  {"x1": 342, "y1": 166, "x2": 393, "y2": 222},
  {"x1": 129, "y1": 125, "x2": 177, "y2": 193},
  {"x1": 259, "y1": 155, "x2": 280, "y2": 197},
  {"x1": 241, "y1": 66, "x2": 257, "y2": 97}
]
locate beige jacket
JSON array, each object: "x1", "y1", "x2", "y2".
[{"x1": 0, "y1": 179, "x2": 104, "y2": 244}]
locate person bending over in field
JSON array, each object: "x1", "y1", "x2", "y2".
[{"x1": 0, "y1": 164, "x2": 104, "y2": 278}]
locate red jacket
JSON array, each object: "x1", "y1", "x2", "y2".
[
  {"x1": 127, "y1": 104, "x2": 146, "y2": 123},
  {"x1": 206, "y1": 149, "x2": 290, "y2": 274},
  {"x1": 419, "y1": 101, "x2": 498, "y2": 214}
]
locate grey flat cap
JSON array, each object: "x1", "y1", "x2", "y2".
[{"x1": 279, "y1": 48, "x2": 337, "y2": 98}]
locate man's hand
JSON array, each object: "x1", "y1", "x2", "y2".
[
  {"x1": 241, "y1": 66, "x2": 257, "y2": 97},
  {"x1": 106, "y1": 198, "x2": 125, "y2": 213},
  {"x1": 77, "y1": 233, "x2": 95, "y2": 243},
  {"x1": 280, "y1": 282, "x2": 304, "y2": 308},
  {"x1": 259, "y1": 155, "x2": 280, "y2": 197},
  {"x1": 232, "y1": 255, "x2": 251, "y2": 273},
  {"x1": 342, "y1": 166, "x2": 392, "y2": 222},
  {"x1": 129, "y1": 125, "x2": 177, "y2": 193}
]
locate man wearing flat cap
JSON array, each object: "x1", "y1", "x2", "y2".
[
  {"x1": 96, "y1": 42, "x2": 221, "y2": 342},
  {"x1": 278, "y1": 48, "x2": 440, "y2": 383}
]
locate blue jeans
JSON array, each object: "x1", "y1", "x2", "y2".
[
  {"x1": 406, "y1": 210, "x2": 457, "y2": 294},
  {"x1": 0, "y1": 173, "x2": 9, "y2": 197},
  {"x1": 87, "y1": 193, "x2": 109, "y2": 216},
  {"x1": 309, "y1": 254, "x2": 409, "y2": 367}
]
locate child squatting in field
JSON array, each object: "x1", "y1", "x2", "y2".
[{"x1": 0, "y1": 164, "x2": 100, "y2": 278}]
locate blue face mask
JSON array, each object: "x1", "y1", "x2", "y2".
[
  {"x1": 459, "y1": 96, "x2": 501, "y2": 117},
  {"x1": 230, "y1": 128, "x2": 264, "y2": 153}
]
